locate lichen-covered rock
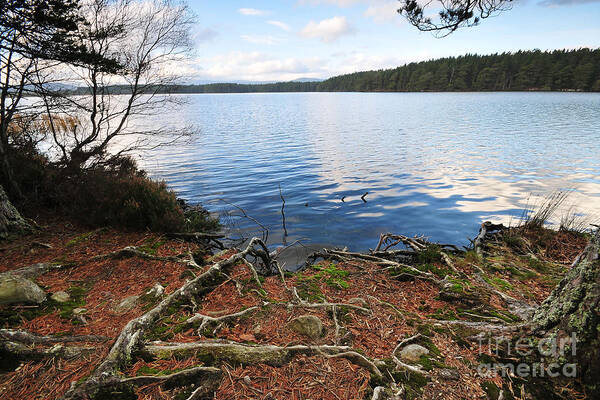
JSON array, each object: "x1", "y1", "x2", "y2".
[
  {"x1": 438, "y1": 368, "x2": 460, "y2": 380},
  {"x1": 288, "y1": 315, "x2": 323, "y2": 339},
  {"x1": 0, "y1": 273, "x2": 46, "y2": 304},
  {"x1": 399, "y1": 344, "x2": 429, "y2": 363},
  {"x1": 51, "y1": 291, "x2": 71, "y2": 303},
  {"x1": 146, "y1": 283, "x2": 165, "y2": 298},
  {"x1": 0, "y1": 184, "x2": 31, "y2": 239},
  {"x1": 113, "y1": 295, "x2": 140, "y2": 313}
]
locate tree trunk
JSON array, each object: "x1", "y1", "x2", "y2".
[
  {"x1": 531, "y1": 230, "x2": 600, "y2": 396},
  {"x1": 0, "y1": 184, "x2": 30, "y2": 239}
]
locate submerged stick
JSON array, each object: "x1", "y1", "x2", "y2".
[{"x1": 279, "y1": 184, "x2": 288, "y2": 241}]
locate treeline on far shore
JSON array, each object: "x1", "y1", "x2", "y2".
[{"x1": 71, "y1": 48, "x2": 600, "y2": 95}]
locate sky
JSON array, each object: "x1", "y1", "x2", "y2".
[{"x1": 183, "y1": 0, "x2": 600, "y2": 83}]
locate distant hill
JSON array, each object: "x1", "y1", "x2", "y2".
[
  {"x1": 291, "y1": 77, "x2": 324, "y2": 83},
  {"x1": 68, "y1": 49, "x2": 600, "y2": 95}
]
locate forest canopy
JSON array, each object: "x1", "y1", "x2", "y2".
[{"x1": 134, "y1": 48, "x2": 600, "y2": 94}]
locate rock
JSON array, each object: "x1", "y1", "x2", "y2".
[
  {"x1": 0, "y1": 273, "x2": 46, "y2": 305},
  {"x1": 438, "y1": 368, "x2": 460, "y2": 380},
  {"x1": 114, "y1": 295, "x2": 140, "y2": 313},
  {"x1": 146, "y1": 283, "x2": 165, "y2": 298},
  {"x1": 253, "y1": 324, "x2": 265, "y2": 341},
  {"x1": 243, "y1": 375, "x2": 251, "y2": 385},
  {"x1": 51, "y1": 291, "x2": 71, "y2": 303},
  {"x1": 348, "y1": 297, "x2": 369, "y2": 308},
  {"x1": 399, "y1": 344, "x2": 430, "y2": 363},
  {"x1": 288, "y1": 315, "x2": 323, "y2": 339}
]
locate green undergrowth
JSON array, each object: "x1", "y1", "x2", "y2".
[
  {"x1": 66, "y1": 229, "x2": 106, "y2": 247},
  {"x1": 295, "y1": 263, "x2": 350, "y2": 302},
  {"x1": 137, "y1": 237, "x2": 166, "y2": 256}
]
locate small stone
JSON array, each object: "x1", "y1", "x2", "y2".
[
  {"x1": 243, "y1": 376, "x2": 251, "y2": 385},
  {"x1": 288, "y1": 315, "x2": 323, "y2": 339},
  {"x1": 348, "y1": 297, "x2": 369, "y2": 308},
  {"x1": 114, "y1": 295, "x2": 140, "y2": 313},
  {"x1": 73, "y1": 308, "x2": 87, "y2": 315},
  {"x1": 253, "y1": 324, "x2": 265, "y2": 340},
  {"x1": 399, "y1": 344, "x2": 430, "y2": 363},
  {"x1": 51, "y1": 291, "x2": 71, "y2": 303},
  {"x1": 438, "y1": 368, "x2": 460, "y2": 380}
]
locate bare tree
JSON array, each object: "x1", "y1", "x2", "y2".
[
  {"x1": 41, "y1": 0, "x2": 195, "y2": 172},
  {"x1": 0, "y1": 0, "x2": 90, "y2": 197}
]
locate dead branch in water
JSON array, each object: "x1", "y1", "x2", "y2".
[
  {"x1": 472, "y1": 221, "x2": 507, "y2": 254},
  {"x1": 279, "y1": 184, "x2": 288, "y2": 242}
]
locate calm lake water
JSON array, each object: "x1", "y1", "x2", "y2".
[{"x1": 136, "y1": 92, "x2": 600, "y2": 251}]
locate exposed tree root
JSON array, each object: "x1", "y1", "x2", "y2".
[
  {"x1": 144, "y1": 340, "x2": 383, "y2": 377},
  {"x1": 90, "y1": 246, "x2": 187, "y2": 263},
  {"x1": 0, "y1": 340, "x2": 97, "y2": 361},
  {"x1": 374, "y1": 233, "x2": 462, "y2": 254},
  {"x1": 474, "y1": 273, "x2": 536, "y2": 320},
  {"x1": 186, "y1": 306, "x2": 260, "y2": 334},
  {"x1": 2, "y1": 262, "x2": 73, "y2": 279},
  {"x1": 120, "y1": 366, "x2": 221, "y2": 388},
  {"x1": 166, "y1": 232, "x2": 226, "y2": 250},
  {"x1": 0, "y1": 329, "x2": 108, "y2": 345}
]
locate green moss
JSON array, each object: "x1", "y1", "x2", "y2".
[
  {"x1": 92, "y1": 384, "x2": 136, "y2": 400},
  {"x1": 415, "y1": 245, "x2": 443, "y2": 264},
  {"x1": 482, "y1": 275, "x2": 513, "y2": 291},
  {"x1": 395, "y1": 369, "x2": 429, "y2": 399},
  {"x1": 55, "y1": 285, "x2": 89, "y2": 321},
  {"x1": 502, "y1": 233, "x2": 525, "y2": 251},
  {"x1": 505, "y1": 264, "x2": 537, "y2": 280},
  {"x1": 137, "y1": 238, "x2": 166, "y2": 255},
  {"x1": 297, "y1": 264, "x2": 351, "y2": 301},
  {"x1": 464, "y1": 250, "x2": 481, "y2": 264},
  {"x1": 308, "y1": 263, "x2": 350, "y2": 289},
  {"x1": 416, "y1": 354, "x2": 450, "y2": 371},
  {"x1": 66, "y1": 230, "x2": 103, "y2": 247},
  {"x1": 427, "y1": 306, "x2": 458, "y2": 321},
  {"x1": 136, "y1": 366, "x2": 161, "y2": 375},
  {"x1": 481, "y1": 381, "x2": 500, "y2": 399},
  {"x1": 445, "y1": 277, "x2": 470, "y2": 294}
]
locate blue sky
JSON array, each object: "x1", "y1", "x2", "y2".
[{"x1": 184, "y1": 0, "x2": 600, "y2": 82}]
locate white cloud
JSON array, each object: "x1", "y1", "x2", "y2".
[
  {"x1": 364, "y1": 1, "x2": 400, "y2": 23},
  {"x1": 300, "y1": 16, "x2": 356, "y2": 42},
  {"x1": 172, "y1": 48, "x2": 433, "y2": 82},
  {"x1": 268, "y1": 20, "x2": 291, "y2": 31},
  {"x1": 330, "y1": 52, "x2": 407, "y2": 74},
  {"x1": 238, "y1": 8, "x2": 269, "y2": 16},
  {"x1": 241, "y1": 35, "x2": 282, "y2": 45},
  {"x1": 188, "y1": 52, "x2": 326, "y2": 82}
]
